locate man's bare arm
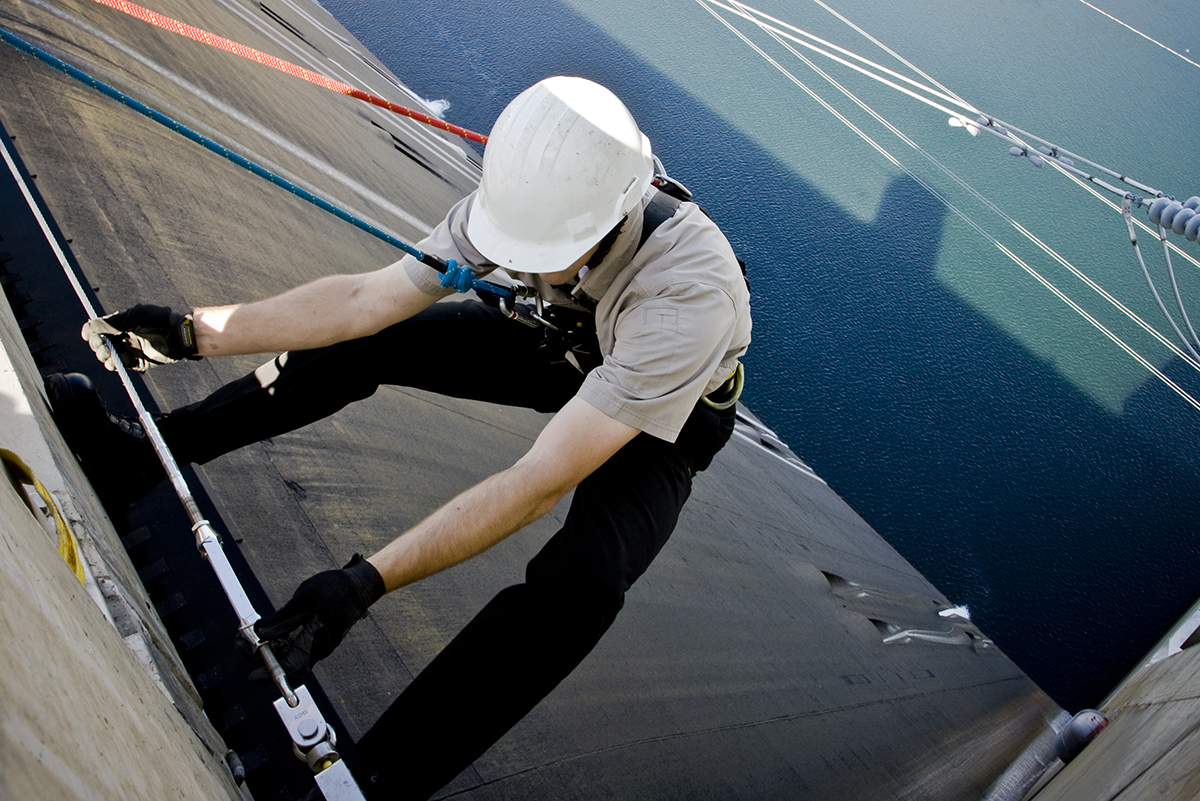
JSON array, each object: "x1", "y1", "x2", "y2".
[
  {"x1": 193, "y1": 261, "x2": 438, "y2": 357},
  {"x1": 366, "y1": 395, "x2": 640, "y2": 592}
]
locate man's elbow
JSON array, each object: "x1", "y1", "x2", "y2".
[
  {"x1": 528, "y1": 486, "x2": 571, "y2": 523},
  {"x1": 504, "y1": 459, "x2": 578, "y2": 528},
  {"x1": 342, "y1": 279, "x2": 391, "y2": 337}
]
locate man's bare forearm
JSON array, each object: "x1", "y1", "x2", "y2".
[
  {"x1": 366, "y1": 460, "x2": 566, "y2": 592},
  {"x1": 365, "y1": 396, "x2": 640, "y2": 593},
  {"x1": 193, "y1": 263, "x2": 436, "y2": 357}
]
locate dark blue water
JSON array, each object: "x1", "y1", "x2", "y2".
[{"x1": 318, "y1": 0, "x2": 1200, "y2": 711}]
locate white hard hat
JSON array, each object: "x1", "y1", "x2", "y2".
[{"x1": 467, "y1": 76, "x2": 655, "y2": 274}]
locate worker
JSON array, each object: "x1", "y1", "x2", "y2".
[{"x1": 47, "y1": 76, "x2": 751, "y2": 799}]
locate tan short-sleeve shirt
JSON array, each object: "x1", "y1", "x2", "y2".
[{"x1": 402, "y1": 188, "x2": 752, "y2": 442}]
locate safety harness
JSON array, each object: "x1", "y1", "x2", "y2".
[{"x1": 483, "y1": 166, "x2": 747, "y2": 410}]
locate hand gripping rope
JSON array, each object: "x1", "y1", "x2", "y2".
[
  {"x1": 0, "y1": 25, "x2": 553, "y2": 789},
  {"x1": 0, "y1": 125, "x2": 364, "y2": 799},
  {"x1": 0, "y1": 25, "x2": 516, "y2": 801}
]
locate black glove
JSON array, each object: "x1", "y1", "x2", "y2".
[
  {"x1": 82, "y1": 304, "x2": 200, "y2": 372},
  {"x1": 253, "y1": 554, "x2": 386, "y2": 684}
]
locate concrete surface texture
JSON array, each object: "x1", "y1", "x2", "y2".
[{"x1": 0, "y1": 0, "x2": 1076, "y2": 798}]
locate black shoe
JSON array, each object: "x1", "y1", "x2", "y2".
[{"x1": 44, "y1": 372, "x2": 167, "y2": 509}]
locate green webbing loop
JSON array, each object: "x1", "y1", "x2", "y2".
[{"x1": 702, "y1": 362, "x2": 744, "y2": 411}]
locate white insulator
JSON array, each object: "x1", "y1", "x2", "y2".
[
  {"x1": 1185, "y1": 196, "x2": 1200, "y2": 210},
  {"x1": 1149, "y1": 197, "x2": 1172, "y2": 225},
  {"x1": 1186, "y1": 212, "x2": 1200, "y2": 242},
  {"x1": 1037, "y1": 146, "x2": 1052, "y2": 156},
  {"x1": 1162, "y1": 201, "x2": 1185, "y2": 229},
  {"x1": 995, "y1": 125, "x2": 1008, "y2": 135},
  {"x1": 1060, "y1": 156, "x2": 1075, "y2": 167},
  {"x1": 976, "y1": 116, "x2": 990, "y2": 127},
  {"x1": 1009, "y1": 146, "x2": 1025, "y2": 157},
  {"x1": 1172, "y1": 207, "x2": 1196, "y2": 235},
  {"x1": 1029, "y1": 155, "x2": 1045, "y2": 167}
]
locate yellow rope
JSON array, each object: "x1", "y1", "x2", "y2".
[{"x1": 1, "y1": 449, "x2": 86, "y2": 585}]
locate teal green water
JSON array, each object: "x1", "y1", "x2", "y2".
[
  {"x1": 321, "y1": 0, "x2": 1200, "y2": 710},
  {"x1": 569, "y1": 0, "x2": 1200, "y2": 413}
]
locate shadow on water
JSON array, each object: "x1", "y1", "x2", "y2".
[{"x1": 324, "y1": 0, "x2": 1200, "y2": 711}]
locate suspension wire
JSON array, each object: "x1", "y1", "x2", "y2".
[
  {"x1": 801, "y1": 0, "x2": 975, "y2": 107},
  {"x1": 807, "y1": 0, "x2": 1200, "y2": 277},
  {"x1": 717, "y1": 0, "x2": 1200, "y2": 297},
  {"x1": 1161, "y1": 229, "x2": 1200, "y2": 350},
  {"x1": 702, "y1": 0, "x2": 980, "y2": 123},
  {"x1": 703, "y1": 0, "x2": 979, "y2": 120},
  {"x1": 711, "y1": 0, "x2": 1191, "y2": 244},
  {"x1": 86, "y1": 0, "x2": 488, "y2": 144},
  {"x1": 1077, "y1": 0, "x2": 1200, "y2": 71},
  {"x1": 985, "y1": 115, "x2": 1160, "y2": 197},
  {"x1": 694, "y1": 4, "x2": 905, "y2": 172},
  {"x1": 809, "y1": 0, "x2": 1178, "y2": 204},
  {"x1": 726, "y1": 1, "x2": 1193, "y2": 226},
  {"x1": 695, "y1": 0, "x2": 1200, "y2": 408},
  {"x1": 708, "y1": 0, "x2": 1200, "y2": 370},
  {"x1": 711, "y1": 0, "x2": 1190, "y2": 246},
  {"x1": 968, "y1": 128, "x2": 1200, "y2": 356},
  {"x1": 1040, "y1": 156, "x2": 1200, "y2": 273}
]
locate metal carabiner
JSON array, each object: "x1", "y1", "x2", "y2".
[{"x1": 529, "y1": 294, "x2": 564, "y2": 332}]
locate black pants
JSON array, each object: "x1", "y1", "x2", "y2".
[{"x1": 160, "y1": 301, "x2": 735, "y2": 799}]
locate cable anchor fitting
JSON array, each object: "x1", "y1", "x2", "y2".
[
  {"x1": 976, "y1": 116, "x2": 1008, "y2": 136},
  {"x1": 1121, "y1": 196, "x2": 1138, "y2": 245},
  {"x1": 1008, "y1": 146, "x2": 1044, "y2": 167},
  {"x1": 1035, "y1": 146, "x2": 1074, "y2": 167}
]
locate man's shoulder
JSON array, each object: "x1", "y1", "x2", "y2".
[{"x1": 633, "y1": 201, "x2": 744, "y2": 297}]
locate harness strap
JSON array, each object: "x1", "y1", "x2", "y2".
[
  {"x1": 639, "y1": 191, "x2": 684, "y2": 250},
  {"x1": 639, "y1": 191, "x2": 746, "y2": 409},
  {"x1": 571, "y1": 192, "x2": 683, "y2": 313},
  {"x1": 640, "y1": 189, "x2": 750, "y2": 291}
]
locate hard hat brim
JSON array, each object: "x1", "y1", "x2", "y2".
[{"x1": 466, "y1": 191, "x2": 612, "y2": 275}]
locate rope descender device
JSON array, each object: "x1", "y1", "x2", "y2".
[
  {"x1": 0, "y1": 100, "x2": 367, "y2": 799},
  {"x1": 432, "y1": 256, "x2": 544, "y2": 328}
]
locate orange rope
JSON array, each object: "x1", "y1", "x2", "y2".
[{"x1": 90, "y1": 0, "x2": 488, "y2": 144}]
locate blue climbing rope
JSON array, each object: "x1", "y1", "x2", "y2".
[
  {"x1": 0, "y1": 26, "x2": 510, "y2": 301},
  {"x1": 439, "y1": 260, "x2": 478, "y2": 293}
]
